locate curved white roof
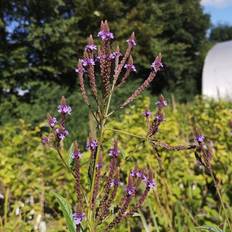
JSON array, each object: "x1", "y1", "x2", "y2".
[{"x1": 202, "y1": 40, "x2": 232, "y2": 100}]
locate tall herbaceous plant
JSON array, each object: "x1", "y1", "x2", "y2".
[{"x1": 42, "y1": 21, "x2": 231, "y2": 232}]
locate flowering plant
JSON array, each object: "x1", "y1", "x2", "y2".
[{"x1": 42, "y1": 21, "x2": 231, "y2": 232}]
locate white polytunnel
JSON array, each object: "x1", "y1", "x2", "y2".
[{"x1": 202, "y1": 40, "x2": 232, "y2": 100}]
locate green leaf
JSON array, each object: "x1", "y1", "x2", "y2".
[
  {"x1": 52, "y1": 192, "x2": 76, "y2": 232},
  {"x1": 197, "y1": 225, "x2": 224, "y2": 232}
]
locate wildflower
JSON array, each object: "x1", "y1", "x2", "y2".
[
  {"x1": 86, "y1": 139, "x2": 98, "y2": 151},
  {"x1": 155, "y1": 113, "x2": 164, "y2": 122},
  {"x1": 55, "y1": 128, "x2": 69, "y2": 140},
  {"x1": 130, "y1": 169, "x2": 136, "y2": 177},
  {"x1": 143, "y1": 109, "x2": 152, "y2": 118},
  {"x1": 85, "y1": 44, "x2": 97, "y2": 51},
  {"x1": 127, "y1": 32, "x2": 136, "y2": 47},
  {"x1": 81, "y1": 58, "x2": 95, "y2": 67},
  {"x1": 136, "y1": 171, "x2": 143, "y2": 178},
  {"x1": 72, "y1": 150, "x2": 82, "y2": 159},
  {"x1": 97, "y1": 20, "x2": 114, "y2": 41},
  {"x1": 110, "y1": 179, "x2": 119, "y2": 188},
  {"x1": 124, "y1": 64, "x2": 136, "y2": 72},
  {"x1": 142, "y1": 174, "x2": 147, "y2": 182},
  {"x1": 156, "y1": 95, "x2": 167, "y2": 109},
  {"x1": 41, "y1": 137, "x2": 49, "y2": 145},
  {"x1": 151, "y1": 53, "x2": 163, "y2": 72},
  {"x1": 196, "y1": 135, "x2": 205, "y2": 143},
  {"x1": 48, "y1": 116, "x2": 57, "y2": 128},
  {"x1": 126, "y1": 186, "x2": 136, "y2": 196},
  {"x1": 109, "y1": 141, "x2": 119, "y2": 158},
  {"x1": 109, "y1": 51, "x2": 122, "y2": 60},
  {"x1": 58, "y1": 97, "x2": 72, "y2": 115},
  {"x1": 96, "y1": 162, "x2": 103, "y2": 169},
  {"x1": 147, "y1": 179, "x2": 156, "y2": 189},
  {"x1": 73, "y1": 212, "x2": 85, "y2": 225}
]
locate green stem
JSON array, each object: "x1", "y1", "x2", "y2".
[
  {"x1": 105, "y1": 128, "x2": 146, "y2": 140},
  {"x1": 88, "y1": 79, "x2": 117, "y2": 231}
]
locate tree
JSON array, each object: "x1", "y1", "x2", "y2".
[
  {"x1": 0, "y1": 0, "x2": 210, "y2": 128},
  {"x1": 210, "y1": 24, "x2": 232, "y2": 42}
]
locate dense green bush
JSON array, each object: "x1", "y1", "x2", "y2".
[{"x1": 0, "y1": 97, "x2": 231, "y2": 231}]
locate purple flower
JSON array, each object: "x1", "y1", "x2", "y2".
[
  {"x1": 136, "y1": 171, "x2": 143, "y2": 178},
  {"x1": 73, "y1": 212, "x2": 85, "y2": 225},
  {"x1": 142, "y1": 174, "x2": 147, "y2": 182},
  {"x1": 97, "y1": 31, "x2": 114, "y2": 41},
  {"x1": 86, "y1": 139, "x2": 98, "y2": 151},
  {"x1": 127, "y1": 38, "x2": 136, "y2": 47},
  {"x1": 196, "y1": 135, "x2": 205, "y2": 143},
  {"x1": 124, "y1": 64, "x2": 136, "y2": 72},
  {"x1": 72, "y1": 150, "x2": 82, "y2": 159},
  {"x1": 48, "y1": 116, "x2": 57, "y2": 128},
  {"x1": 147, "y1": 179, "x2": 156, "y2": 189},
  {"x1": 110, "y1": 179, "x2": 119, "y2": 188},
  {"x1": 126, "y1": 186, "x2": 136, "y2": 196},
  {"x1": 85, "y1": 44, "x2": 97, "y2": 51},
  {"x1": 130, "y1": 170, "x2": 136, "y2": 177},
  {"x1": 42, "y1": 137, "x2": 49, "y2": 145},
  {"x1": 58, "y1": 104, "x2": 72, "y2": 115},
  {"x1": 143, "y1": 110, "x2": 152, "y2": 118},
  {"x1": 109, "y1": 51, "x2": 122, "y2": 60},
  {"x1": 56, "y1": 128, "x2": 69, "y2": 140},
  {"x1": 109, "y1": 147, "x2": 119, "y2": 158},
  {"x1": 156, "y1": 98, "x2": 167, "y2": 109},
  {"x1": 155, "y1": 114, "x2": 164, "y2": 123},
  {"x1": 151, "y1": 57, "x2": 163, "y2": 72},
  {"x1": 96, "y1": 162, "x2": 103, "y2": 169},
  {"x1": 81, "y1": 58, "x2": 95, "y2": 67}
]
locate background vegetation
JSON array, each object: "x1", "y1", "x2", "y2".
[
  {"x1": 1, "y1": 0, "x2": 232, "y2": 231},
  {"x1": 0, "y1": 98, "x2": 232, "y2": 231}
]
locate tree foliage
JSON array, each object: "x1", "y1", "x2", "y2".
[
  {"x1": 210, "y1": 24, "x2": 232, "y2": 42},
  {"x1": 0, "y1": 0, "x2": 210, "y2": 125}
]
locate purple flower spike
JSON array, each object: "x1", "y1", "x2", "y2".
[
  {"x1": 136, "y1": 171, "x2": 142, "y2": 178},
  {"x1": 56, "y1": 128, "x2": 69, "y2": 140},
  {"x1": 124, "y1": 64, "x2": 136, "y2": 72},
  {"x1": 130, "y1": 170, "x2": 136, "y2": 177},
  {"x1": 42, "y1": 137, "x2": 49, "y2": 145},
  {"x1": 85, "y1": 44, "x2": 97, "y2": 51},
  {"x1": 147, "y1": 179, "x2": 156, "y2": 189},
  {"x1": 156, "y1": 96, "x2": 167, "y2": 109},
  {"x1": 98, "y1": 31, "x2": 114, "y2": 41},
  {"x1": 109, "y1": 51, "x2": 122, "y2": 60},
  {"x1": 155, "y1": 114, "x2": 164, "y2": 123},
  {"x1": 142, "y1": 174, "x2": 147, "y2": 183},
  {"x1": 109, "y1": 141, "x2": 119, "y2": 158},
  {"x1": 126, "y1": 186, "x2": 136, "y2": 196},
  {"x1": 143, "y1": 110, "x2": 152, "y2": 118},
  {"x1": 73, "y1": 212, "x2": 85, "y2": 225},
  {"x1": 48, "y1": 116, "x2": 57, "y2": 128},
  {"x1": 109, "y1": 147, "x2": 119, "y2": 158},
  {"x1": 58, "y1": 104, "x2": 72, "y2": 115},
  {"x1": 81, "y1": 58, "x2": 95, "y2": 67},
  {"x1": 151, "y1": 54, "x2": 163, "y2": 72},
  {"x1": 72, "y1": 150, "x2": 82, "y2": 159},
  {"x1": 110, "y1": 179, "x2": 119, "y2": 188},
  {"x1": 86, "y1": 139, "x2": 98, "y2": 151},
  {"x1": 127, "y1": 38, "x2": 136, "y2": 47},
  {"x1": 196, "y1": 135, "x2": 205, "y2": 143}
]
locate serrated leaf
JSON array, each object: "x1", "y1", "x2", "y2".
[{"x1": 52, "y1": 192, "x2": 76, "y2": 232}]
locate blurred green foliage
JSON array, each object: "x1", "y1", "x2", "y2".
[
  {"x1": 0, "y1": 0, "x2": 210, "y2": 127},
  {"x1": 0, "y1": 97, "x2": 231, "y2": 231}
]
